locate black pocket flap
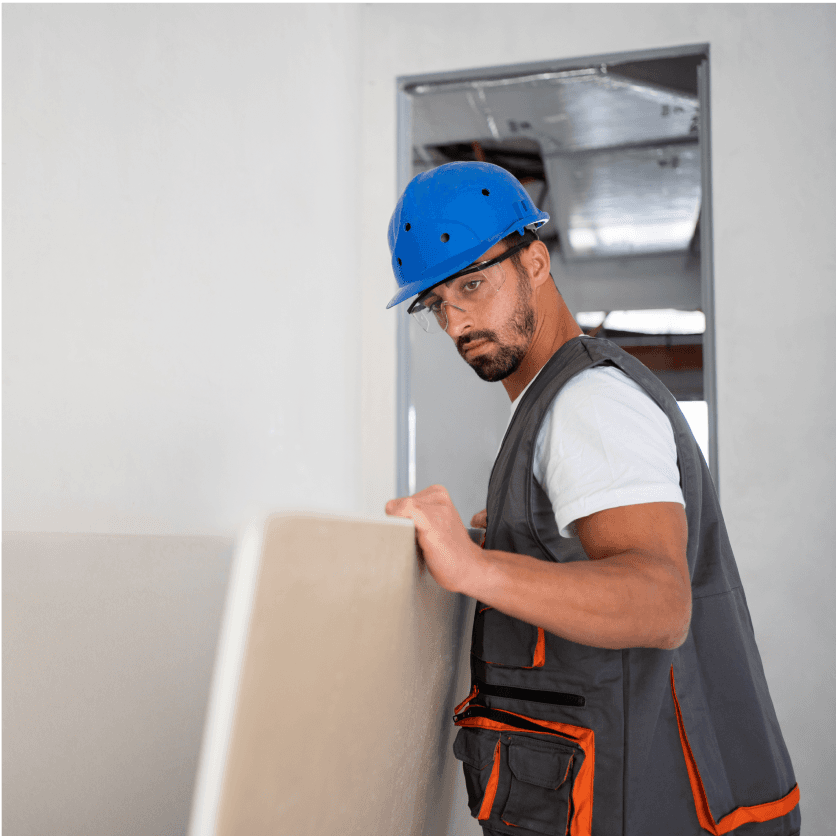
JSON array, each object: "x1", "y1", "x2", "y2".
[
  {"x1": 507, "y1": 737, "x2": 575, "y2": 789},
  {"x1": 453, "y1": 727, "x2": 498, "y2": 770}
]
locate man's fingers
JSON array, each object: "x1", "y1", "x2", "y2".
[
  {"x1": 387, "y1": 486, "x2": 452, "y2": 519},
  {"x1": 386, "y1": 496, "x2": 419, "y2": 517},
  {"x1": 385, "y1": 497, "x2": 431, "y2": 531},
  {"x1": 471, "y1": 509, "x2": 488, "y2": 528}
]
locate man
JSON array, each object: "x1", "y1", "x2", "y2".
[{"x1": 385, "y1": 162, "x2": 800, "y2": 836}]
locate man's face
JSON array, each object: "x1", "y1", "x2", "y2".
[{"x1": 444, "y1": 243, "x2": 537, "y2": 382}]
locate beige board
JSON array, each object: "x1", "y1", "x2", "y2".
[
  {"x1": 190, "y1": 513, "x2": 475, "y2": 836},
  {"x1": 3, "y1": 532, "x2": 234, "y2": 836}
]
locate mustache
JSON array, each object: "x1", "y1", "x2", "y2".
[{"x1": 456, "y1": 330, "x2": 497, "y2": 353}]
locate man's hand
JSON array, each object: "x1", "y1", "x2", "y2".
[{"x1": 385, "y1": 485, "x2": 483, "y2": 593}]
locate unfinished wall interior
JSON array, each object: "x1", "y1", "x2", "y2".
[
  {"x1": 401, "y1": 48, "x2": 713, "y2": 530},
  {"x1": 4, "y1": 4, "x2": 835, "y2": 835}
]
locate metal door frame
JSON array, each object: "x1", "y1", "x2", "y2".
[{"x1": 395, "y1": 43, "x2": 717, "y2": 498}]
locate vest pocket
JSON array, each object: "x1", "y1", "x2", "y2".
[
  {"x1": 473, "y1": 605, "x2": 545, "y2": 668},
  {"x1": 453, "y1": 724, "x2": 591, "y2": 836},
  {"x1": 453, "y1": 727, "x2": 502, "y2": 819},
  {"x1": 502, "y1": 736, "x2": 578, "y2": 834}
]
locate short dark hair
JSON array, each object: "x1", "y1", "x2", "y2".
[
  {"x1": 500, "y1": 227, "x2": 559, "y2": 293},
  {"x1": 500, "y1": 228, "x2": 539, "y2": 271}
]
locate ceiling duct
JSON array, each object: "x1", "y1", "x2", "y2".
[
  {"x1": 409, "y1": 68, "x2": 701, "y2": 260},
  {"x1": 545, "y1": 144, "x2": 701, "y2": 260}
]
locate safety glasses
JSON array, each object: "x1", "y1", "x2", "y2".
[{"x1": 407, "y1": 240, "x2": 530, "y2": 334}]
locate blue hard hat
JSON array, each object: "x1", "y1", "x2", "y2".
[{"x1": 386, "y1": 161, "x2": 549, "y2": 309}]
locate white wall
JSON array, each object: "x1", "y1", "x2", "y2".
[
  {"x1": 3, "y1": 4, "x2": 369, "y2": 535},
  {"x1": 358, "y1": 4, "x2": 836, "y2": 834}
]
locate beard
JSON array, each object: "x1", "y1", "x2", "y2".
[{"x1": 456, "y1": 274, "x2": 536, "y2": 382}]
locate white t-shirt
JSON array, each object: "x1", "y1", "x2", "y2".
[{"x1": 506, "y1": 365, "x2": 685, "y2": 538}]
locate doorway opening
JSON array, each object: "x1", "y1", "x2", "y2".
[{"x1": 396, "y1": 45, "x2": 715, "y2": 516}]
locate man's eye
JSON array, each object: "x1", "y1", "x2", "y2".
[
  {"x1": 463, "y1": 279, "x2": 482, "y2": 292},
  {"x1": 425, "y1": 298, "x2": 443, "y2": 312}
]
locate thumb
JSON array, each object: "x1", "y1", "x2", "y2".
[{"x1": 470, "y1": 509, "x2": 488, "y2": 528}]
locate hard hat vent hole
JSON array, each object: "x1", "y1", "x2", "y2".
[
  {"x1": 397, "y1": 258, "x2": 402, "y2": 266},
  {"x1": 482, "y1": 188, "x2": 490, "y2": 196},
  {"x1": 440, "y1": 233, "x2": 450, "y2": 243},
  {"x1": 405, "y1": 223, "x2": 411, "y2": 231}
]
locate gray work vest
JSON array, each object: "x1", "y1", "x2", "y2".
[{"x1": 453, "y1": 336, "x2": 800, "y2": 836}]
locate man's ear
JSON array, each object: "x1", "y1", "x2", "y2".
[{"x1": 524, "y1": 240, "x2": 552, "y2": 289}]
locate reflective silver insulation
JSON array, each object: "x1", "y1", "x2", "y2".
[
  {"x1": 410, "y1": 68, "x2": 701, "y2": 259},
  {"x1": 545, "y1": 144, "x2": 701, "y2": 259}
]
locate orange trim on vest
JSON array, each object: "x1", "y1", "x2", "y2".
[
  {"x1": 455, "y1": 682, "x2": 479, "y2": 715},
  {"x1": 455, "y1": 710, "x2": 594, "y2": 836},
  {"x1": 670, "y1": 666, "x2": 800, "y2": 835},
  {"x1": 530, "y1": 627, "x2": 546, "y2": 667},
  {"x1": 478, "y1": 740, "x2": 502, "y2": 820}
]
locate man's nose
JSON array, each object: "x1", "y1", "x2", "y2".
[{"x1": 444, "y1": 302, "x2": 470, "y2": 337}]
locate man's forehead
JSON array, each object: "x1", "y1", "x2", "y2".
[
  {"x1": 421, "y1": 239, "x2": 512, "y2": 299},
  {"x1": 476, "y1": 240, "x2": 508, "y2": 263}
]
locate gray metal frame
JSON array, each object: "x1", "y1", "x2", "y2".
[
  {"x1": 395, "y1": 44, "x2": 716, "y2": 498},
  {"x1": 395, "y1": 88, "x2": 414, "y2": 497},
  {"x1": 697, "y1": 55, "x2": 719, "y2": 489}
]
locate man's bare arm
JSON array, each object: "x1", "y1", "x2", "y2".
[{"x1": 386, "y1": 488, "x2": 691, "y2": 651}]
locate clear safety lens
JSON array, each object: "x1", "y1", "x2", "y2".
[{"x1": 409, "y1": 262, "x2": 506, "y2": 333}]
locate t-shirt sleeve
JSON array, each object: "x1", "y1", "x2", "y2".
[{"x1": 533, "y1": 367, "x2": 685, "y2": 538}]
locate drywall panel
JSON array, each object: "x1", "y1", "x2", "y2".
[
  {"x1": 2, "y1": 533, "x2": 234, "y2": 836},
  {"x1": 190, "y1": 513, "x2": 473, "y2": 836}
]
